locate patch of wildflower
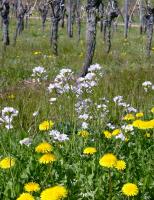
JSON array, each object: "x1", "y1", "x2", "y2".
[
  {"x1": 17, "y1": 193, "x2": 35, "y2": 200},
  {"x1": 115, "y1": 160, "x2": 126, "y2": 171},
  {"x1": 49, "y1": 130, "x2": 69, "y2": 142},
  {"x1": 40, "y1": 185, "x2": 68, "y2": 200},
  {"x1": 122, "y1": 183, "x2": 139, "y2": 196},
  {"x1": 48, "y1": 68, "x2": 74, "y2": 95},
  {"x1": 113, "y1": 96, "x2": 137, "y2": 113},
  {"x1": 103, "y1": 130, "x2": 112, "y2": 139},
  {"x1": 123, "y1": 113, "x2": 135, "y2": 121},
  {"x1": 78, "y1": 130, "x2": 89, "y2": 137},
  {"x1": 132, "y1": 119, "x2": 154, "y2": 129},
  {"x1": 99, "y1": 153, "x2": 126, "y2": 171},
  {"x1": 39, "y1": 153, "x2": 56, "y2": 164},
  {"x1": 136, "y1": 112, "x2": 144, "y2": 118},
  {"x1": 0, "y1": 157, "x2": 15, "y2": 169},
  {"x1": 33, "y1": 51, "x2": 41, "y2": 55},
  {"x1": 35, "y1": 142, "x2": 53, "y2": 153},
  {"x1": 142, "y1": 81, "x2": 154, "y2": 92},
  {"x1": 39, "y1": 120, "x2": 54, "y2": 131},
  {"x1": 33, "y1": 111, "x2": 39, "y2": 117},
  {"x1": 115, "y1": 132, "x2": 126, "y2": 141},
  {"x1": 24, "y1": 182, "x2": 40, "y2": 193},
  {"x1": 99, "y1": 153, "x2": 117, "y2": 168},
  {"x1": 31, "y1": 66, "x2": 48, "y2": 82},
  {"x1": 83, "y1": 147, "x2": 97, "y2": 155},
  {"x1": 0, "y1": 107, "x2": 18, "y2": 129},
  {"x1": 103, "y1": 129, "x2": 123, "y2": 139}
]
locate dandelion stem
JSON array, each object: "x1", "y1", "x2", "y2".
[
  {"x1": 109, "y1": 169, "x2": 112, "y2": 200},
  {"x1": 42, "y1": 165, "x2": 51, "y2": 185}
]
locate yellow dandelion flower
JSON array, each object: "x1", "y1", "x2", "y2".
[
  {"x1": 112, "y1": 129, "x2": 121, "y2": 136},
  {"x1": 33, "y1": 51, "x2": 41, "y2": 55},
  {"x1": 136, "y1": 112, "x2": 144, "y2": 118},
  {"x1": 145, "y1": 133, "x2": 150, "y2": 138},
  {"x1": 132, "y1": 119, "x2": 154, "y2": 129},
  {"x1": 122, "y1": 183, "x2": 139, "y2": 196},
  {"x1": 99, "y1": 153, "x2": 117, "y2": 168},
  {"x1": 103, "y1": 131, "x2": 112, "y2": 139},
  {"x1": 8, "y1": 94, "x2": 15, "y2": 99},
  {"x1": 125, "y1": 137, "x2": 129, "y2": 142},
  {"x1": 40, "y1": 185, "x2": 68, "y2": 200},
  {"x1": 17, "y1": 193, "x2": 35, "y2": 200},
  {"x1": 0, "y1": 157, "x2": 15, "y2": 169},
  {"x1": 39, "y1": 120, "x2": 54, "y2": 131},
  {"x1": 35, "y1": 142, "x2": 53, "y2": 153},
  {"x1": 123, "y1": 114, "x2": 135, "y2": 121},
  {"x1": 39, "y1": 153, "x2": 56, "y2": 164},
  {"x1": 78, "y1": 130, "x2": 89, "y2": 137},
  {"x1": 24, "y1": 182, "x2": 40, "y2": 193},
  {"x1": 115, "y1": 160, "x2": 126, "y2": 171},
  {"x1": 83, "y1": 147, "x2": 97, "y2": 155},
  {"x1": 151, "y1": 107, "x2": 154, "y2": 113}
]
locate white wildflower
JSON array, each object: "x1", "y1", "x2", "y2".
[
  {"x1": 142, "y1": 81, "x2": 153, "y2": 92},
  {"x1": 115, "y1": 133, "x2": 125, "y2": 141},
  {"x1": 31, "y1": 66, "x2": 48, "y2": 82},
  {"x1": 49, "y1": 130, "x2": 69, "y2": 142},
  {"x1": 142, "y1": 81, "x2": 152, "y2": 87},
  {"x1": 5, "y1": 124, "x2": 13, "y2": 129},
  {"x1": 49, "y1": 98, "x2": 57, "y2": 104},
  {"x1": 107, "y1": 123, "x2": 116, "y2": 130},
  {"x1": 33, "y1": 111, "x2": 39, "y2": 117},
  {"x1": 113, "y1": 96, "x2": 123, "y2": 104},
  {"x1": 121, "y1": 124, "x2": 134, "y2": 132},
  {"x1": 127, "y1": 107, "x2": 137, "y2": 113},
  {"x1": 19, "y1": 137, "x2": 32, "y2": 146},
  {"x1": 78, "y1": 114, "x2": 89, "y2": 121},
  {"x1": 1, "y1": 107, "x2": 18, "y2": 130},
  {"x1": 81, "y1": 122, "x2": 88, "y2": 129},
  {"x1": 88, "y1": 63, "x2": 101, "y2": 72}
]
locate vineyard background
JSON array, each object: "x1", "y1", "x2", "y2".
[{"x1": 0, "y1": 1, "x2": 154, "y2": 200}]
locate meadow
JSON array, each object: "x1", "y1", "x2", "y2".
[{"x1": 0, "y1": 18, "x2": 154, "y2": 200}]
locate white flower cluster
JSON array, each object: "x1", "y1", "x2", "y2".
[
  {"x1": 75, "y1": 98, "x2": 92, "y2": 116},
  {"x1": 0, "y1": 107, "x2": 19, "y2": 129},
  {"x1": 107, "y1": 122, "x2": 116, "y2": 130},
  {"x1": 75, "y1": 64, "x2": 104, "y2": 129},
  {"x1": 75, "y1": 98, "x2": 93, "y2": 129},
  {"x1": 115, "y1": 133, "x2": 125, "y2": 141},
  {"x1": 113, "y1": 96, "x2": 137, "y2": 113},
  {"x1": 142, "y1": 81, "x2": 154, "y2": 92},
  {"x1": 47, "y1": 64, "x2": 104, "y2": 129},
  {"x1": 75, "y1": 64, "x2": 103, "y2": 95},
  {"x1": 121, "y1": 124, "x2": 134, "y2": 134},
  {"x1": 115, "y1": 124, "x2": 135, "y2": 141},
  {"x1": 48, "y1": 68, "x2": 74, "y2": 96},
  {"x1": 49, "y1": 130, "x2": 69, "y2": 142},
  {"x1": 32, "y1": 66, "x2": 48, "y2": 82},
  {"x1": 95, "y1": 98, "x2": 109, "y2": 118}
]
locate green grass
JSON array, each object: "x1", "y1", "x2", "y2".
[
  {"x1": 0, "y1": 18, "x2": 154, "y2": 200},
  {"x1": 0, "y1": 18, "x2": 154, "y2": 126}
]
